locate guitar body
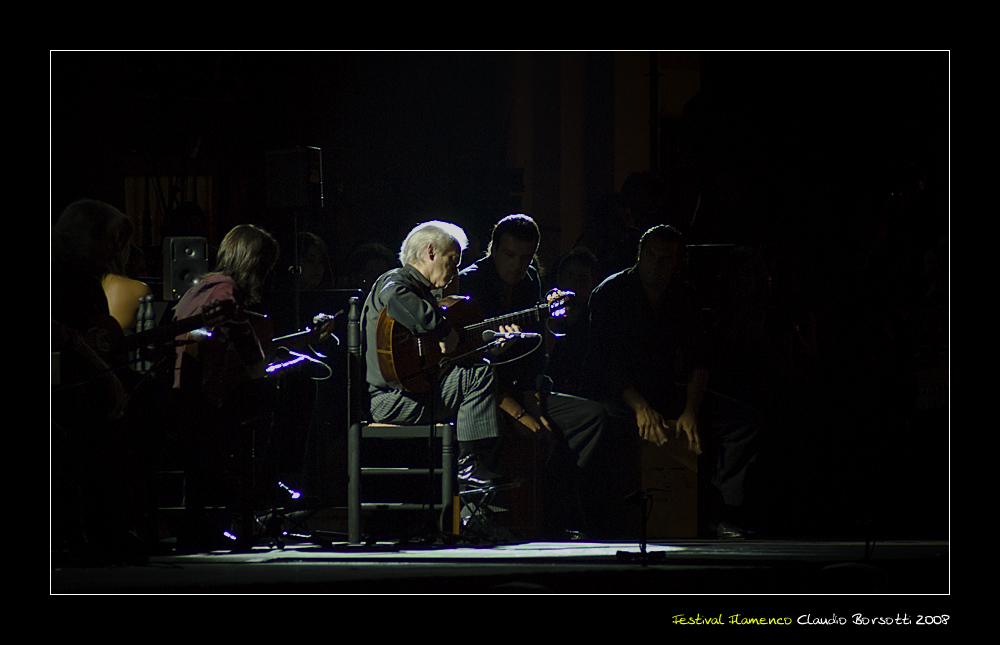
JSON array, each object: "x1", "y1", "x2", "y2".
[
  {"x1": 376, "y1": 295, "x2": 483, "y2": 393},
  {"x1": 177, "y1": 311, "x2": 280, "y2": 407},
  {"x1": 81, "y1": 313, "x2": 130, "y2": 370},
  {"x1": 376, "y1": 291, "x2": 571, "y2": 393}
]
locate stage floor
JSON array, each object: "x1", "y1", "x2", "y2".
[{"x1": 51, "y1": 537, "x2": 949, "y2": 595}]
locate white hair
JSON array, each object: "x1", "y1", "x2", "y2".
[{"x1": 398, "y1": 220, "x2": 468, "y2": 265}]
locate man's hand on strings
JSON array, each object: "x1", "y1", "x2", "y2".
[{"x1": 490, "y1": 323, "x2": 521, "y2": 355}]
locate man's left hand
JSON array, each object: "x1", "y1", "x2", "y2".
[{"x1": 490, "y1": 323, "x2": 521, "y2": 354}]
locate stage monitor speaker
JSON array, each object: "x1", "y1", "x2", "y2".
[
  {"x1": 163, "y1": 236, "x2": 209, "y2": 301},
  {"x1": 266, "y1": 147, "x2": 323, "y2": 211}
]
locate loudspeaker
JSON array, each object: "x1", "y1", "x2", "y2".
[{"x1": 163, "y1": 236, "x2": 209, "y2": 301}]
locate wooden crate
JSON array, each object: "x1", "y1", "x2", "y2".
[{"x1": 640, "y1": 439, "x2": 698, "y2": 538}]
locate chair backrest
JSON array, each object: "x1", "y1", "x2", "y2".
[{"x1": 346, "y1": 296, "x2": 372, "y2": 424}]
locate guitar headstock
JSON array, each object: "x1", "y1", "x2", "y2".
[
  {"x1": 545, "y1": 288, "x2": 575, "y2": 319},
  {"x1": 311, "y1": 312, "x2": 341, "y2": 345}
]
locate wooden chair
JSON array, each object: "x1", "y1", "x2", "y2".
[
  {"x1": 347, "y1": 419, "x2": 458, "y2": 544},
  {"x1": 345, "y1": 297, "x2": 459, "y2": 545}
]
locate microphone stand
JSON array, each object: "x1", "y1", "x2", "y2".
[{"x1": 615, "y1": 490, "x2": 666, "y2": 565}]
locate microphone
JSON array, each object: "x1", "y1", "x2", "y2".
[{"x1": 482, "y1": 329, "x2": 542, "y2": 341}]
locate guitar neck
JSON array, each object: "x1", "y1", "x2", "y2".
[
  {"x1": 460, "y1": 303, "x2": 549, "y2": 340},
  {"x1": 121, "y1": 312, "x2": 213, "y2": 352}
]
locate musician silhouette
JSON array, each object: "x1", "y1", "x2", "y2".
[
  {"x1": 361, "y1": 221, "x2": 504, "y2": 490},
  {"x1": 170, "y1": 224, "x2": 281, "y2": 551},
  {"x1": 459, "y1": 214, "x2": 608, "y2": 537},
  {"x1": 51, "y1": 199, "x2": 139, "y2": 559},
  {"x1": 588, "y1": 224, "x2": 761, "y2": 538}
]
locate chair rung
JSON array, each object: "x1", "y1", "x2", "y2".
[
  {"x1": 363, "y1": 424, "x2": 454, "y2": 439},
  {"x1": 361, "y1": 502, "x2": 446, "y2": 511},
  {"x1": 361, "y1": 467, "x2": 444, "y2": 476},
  {"x1": 348, "y1": 419, "x2": 458, "y2": 544}
]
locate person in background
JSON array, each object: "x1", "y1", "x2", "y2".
[
  {"x1": 459, "y1": 214, "x2": 608, "y2": 537},
  {"x1": 588, "y1": 224, "x2": 761, "y2": 538}
]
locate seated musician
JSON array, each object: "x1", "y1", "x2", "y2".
[
  {"x1": 171, "y1": 224, "x2": 280, "y2": 551},
  {"x1": 362, "y1": 220, "x2": 503, "y2": 489},
  {"x1": 172, "y1": 224, "x2": 279, "y2": 396},
  {"x1": 51, "y1": 199, "x2": 137, "y2": 557},
  {"x1": 172, "y1": 224, "x2": 339, "y2": 550},
  {"x1": 588, "y1": 224, "x2": 760, "y2": 538},
  {"x1": 459, "y1": 214, "x2": 608, "y2": 536},
  {"x1": 52, "y1": 199, "x2": 136, "y2": 422}
]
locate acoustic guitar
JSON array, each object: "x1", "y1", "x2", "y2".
[{"x1": 376, "y1": 290, "x2": 572, "y2": 393}]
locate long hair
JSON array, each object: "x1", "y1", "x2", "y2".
[
  {"x1": 214, "y1": 224, "x2": 279, "y2": 304},
  {"x1": 398, "y1": 221, "x2": 468, "y2": 266},
  {"x1": 52, "y1": 199, "x2": 132, "y2": 276}
]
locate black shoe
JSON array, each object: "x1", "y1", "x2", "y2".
[
  {"x1": 457, "y1": 452, "x2": 505, "y2": 489},
  {"x1": 457, "y1": 438, "x2": 508, "y2": 490}
]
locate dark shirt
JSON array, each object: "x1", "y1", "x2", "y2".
[
  {"x1": 362, "y1": 264, "x2": 454, "y2": 392},
  {"x1": 545, "y1": 302, "x2": 592, "y2": 397},
  {"x1": 458, "y1": 256, "x2": 545, "y2": 392},
  {"x1": 458, "y1": 256, "x2": 543, "y2": 319},
  {"x1": 587, "y1": 267, "x2": 710, "y2": 407}
]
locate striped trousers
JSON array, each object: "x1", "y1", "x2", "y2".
[{"x1": 369, "y1": 362, "x2": 499, "y2": 442}]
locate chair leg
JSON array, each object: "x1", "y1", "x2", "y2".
[
  {"x1": 349, "y1": 422, "x2": 458, "y2": 544},
  {"x1": 348, "y1": 421, "x2": 361, "y2": 545},
  {"x1": 440, "y1": 423, "x2": 457, "y2": 535}
]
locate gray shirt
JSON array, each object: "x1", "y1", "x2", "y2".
[{"x1": 362, "y1": 264, "x2": 455, "y2": 392}]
